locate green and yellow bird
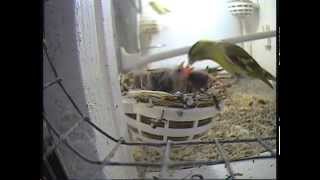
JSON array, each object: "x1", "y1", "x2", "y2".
[
  {"x1": 188, "y1": 40, "x2": 276, "y2": 89},
  {"x1": 149, "y1": 0, "x2": 170, "y2": 15}
]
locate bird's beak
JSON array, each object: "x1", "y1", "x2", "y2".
[{"x1": 181, "y1": 66, "x2": 193, "y2": 77}]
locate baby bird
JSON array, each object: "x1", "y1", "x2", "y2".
[
  {"x1": 150, "y1": 62, "x2": 189, "y2": 93},
  {"x1": 181, "y1": 66, "x2": 220, "y2": 110},
  {"x1": 130, "y1": 62, "x2": 188, "y2": 93},
  {"x1": 180, "y1": 66, "x2": 211, "y2": 93}
]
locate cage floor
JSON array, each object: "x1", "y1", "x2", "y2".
[{"x1": 144, "y1": 151, "x2": 276, "y2": 179}]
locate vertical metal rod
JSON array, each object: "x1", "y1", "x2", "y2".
[
  {"x1": 159, "y1": 140, "x2": 172, "y2": 179},
  {"x1": 43, "y1": 157, "x2": 58, "y2": 180},
  {"x1": 43, "y1": 114, "x2": 71, "y2": 180},
  {"x1": 214, "y1": 138, "x2": 235, "y2": 179},
  {"x1": 256, "y1": 136, "x2": 276, "y2": 156},
  {"x1": 43, "y1": 113, "x2": 60, "y2": 137},
  {"x1": 151, "y1": 109, "x2": 165, "y2": 129}
]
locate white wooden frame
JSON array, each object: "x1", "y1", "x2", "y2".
[{"x1": 74, "y1": 0, "x2": 138, "y2": 178}]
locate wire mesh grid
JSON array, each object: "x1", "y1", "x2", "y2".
[{"x1": 42, "y1": 39, "x2": 276, "y2": 180}]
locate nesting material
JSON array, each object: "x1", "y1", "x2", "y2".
[
  {"x1": 124, "y1": 90, "x2": 225, "y2": 108},
  {"x1": 131, "y1": 78, "x2": 276, "y2": 171},
  {"x1": 120, "y1": 68, "x2": 228, "y2": 108},
  {"x1": 120, "y1": 67, "x2": 227, "y2": 93}
]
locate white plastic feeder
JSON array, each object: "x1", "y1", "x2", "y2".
[
  {"x1": 227, "y1": 0, "x2": 259, "y2": 52},
  {"x1": 227, "y1": 0, "x2": 258, "y2": 18},
  {"x1": 122, "y1": 98, "x2": 223, "y2": 143}
]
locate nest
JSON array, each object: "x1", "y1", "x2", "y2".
[
  {"x1": 131, "y1": 79, "x2": 276, "y2": 172},
  {"x1": 124, "y1": 90, "x2": 226, "y2": 108},
  {"x1": 120, "y1": 68, "x2": 229, "y2": 108}
]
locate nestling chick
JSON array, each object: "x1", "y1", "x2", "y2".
[
  {"x1": 181, "y1": 66, "x2": 211, "y2": 93},
  {"x1": 149, "y1": 69, "x2": 174, "y2": 92},
  {"x1": 130, "y1": 62, "x2": 187, "y2": 93},
  {"x1": 181, "y1": 66, "x2": 220, "y2": 110}
]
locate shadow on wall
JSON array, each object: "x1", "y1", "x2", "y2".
[
  {"x1": 245, "y1": 8, "x2": 260, "y2": 34},
  {"x1": 113, "y1": 0, "x2": 140, "y2": 54}
]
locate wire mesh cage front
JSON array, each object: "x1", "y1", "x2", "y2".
[{"x1": 43, "y1": 39, "x2": 276, "y2": 180}]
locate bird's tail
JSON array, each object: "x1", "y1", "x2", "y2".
[
  {"x1": 257, "y1": 68, "x2": 276, "y2": 89},
  {"x1": 263, "y1": 69, "x2": 276, "y2": 81},
  {"x1": 260, "y1": 76, "x2": 274, "y2": 89}
]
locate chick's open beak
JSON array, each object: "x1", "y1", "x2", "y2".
[{"x1": 181, "y1": 66, "x2": 193, "y2": 78}]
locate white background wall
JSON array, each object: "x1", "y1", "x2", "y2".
[
  {"x1": 248, "y1": 0, "x2": 277, "y2": 76},
  {"x1": 142, "y1": 0, "x2": 276, "y2": 76},
  {"x1": 143, "y1": 0, "x2": 241, "y2": 70},
  {"x1": 144, "y1": 0, "x2": 241, "y2": 53}
]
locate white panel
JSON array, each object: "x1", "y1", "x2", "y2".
[{"x1": 127, "y1": 119, "x2": 213, "y2": 137}]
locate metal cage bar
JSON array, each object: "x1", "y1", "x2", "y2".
[
  {"x1": 43, "y1": 41, "x2": 85, "y2": 118},
  {"x1": 90, "y1": 137, "x2": 125, "y2": 180},
  {"x1": 256, "y1": 135, "x2": 276, "y2": 156},
  {"x1": 159, "y1": 140, "x2": 172, "y2": 179},
  {"x1": 44, "y1": 78, "x2": 62, "y2": 89},
  {"x1": 43, "y1": 157, "x2": 58, "y2": 180},
  {"x1": 43, "y1": 115, "x2": 86, "y2": 158},
  {"x1": 122, "y1": 137, "x2": 276, "y2": 147},
  {"x1": 214, "y1": 138, "x2": 235, "y2": 179},
  {"x1": 44, "y1": 112, "x2": 275, "y2": 168}
]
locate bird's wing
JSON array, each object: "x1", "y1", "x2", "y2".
[
  {"x1": 221, "y1": 42, "x2": 276, "y2": 86},
  {"x1": 220, "y1": 42, "x2": 262, "y2": 75}
]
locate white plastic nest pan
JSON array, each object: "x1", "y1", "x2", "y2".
[{"x1": 122, "y1": 98, "x2": 223, "y2": 143}]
